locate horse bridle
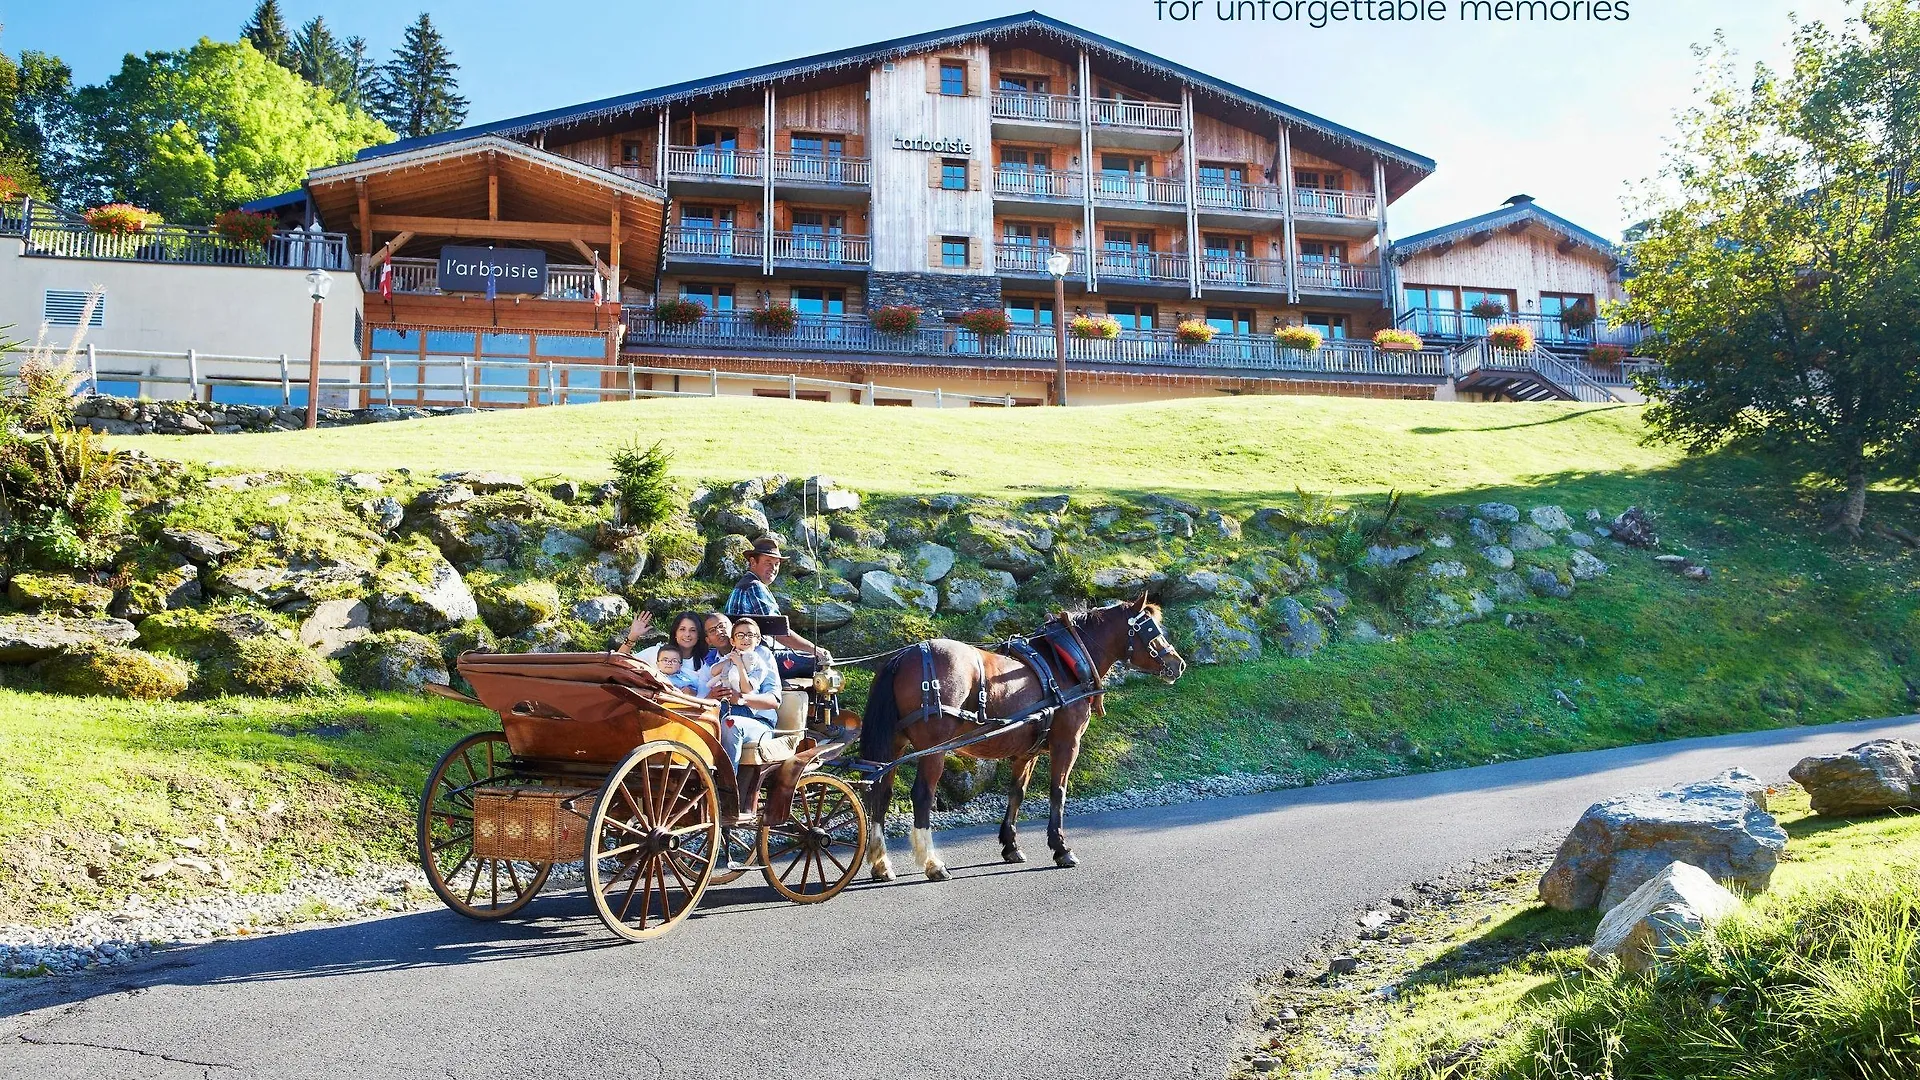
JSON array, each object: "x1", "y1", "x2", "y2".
[{"x1": 1125, "y1": 608, "x2": 1179, "y2": 677}]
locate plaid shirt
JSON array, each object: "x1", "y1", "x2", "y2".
[{"x1": 725, "y1": 573, "x2": 780, "y2": 618}]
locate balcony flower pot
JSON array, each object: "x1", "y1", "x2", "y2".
[
  {"x1": 83, "y1": 203, "x2": 158, "y2": 237},
  {"x1": 214, "y1": 209, "x2": 277, "y2": 250},
  {"x1": 1468, "y1": 300, "x2": 1508, "y2": 320},
  {"x1": 1275, "y1": 325, "x2": 1323, "y2": 351},
  {"x1": 652, "y1": 298, "x2": 708, "y2": 328},
  {"x1": 1372, "y1": 328, "x2": 1423, "y2": 351},
  {"x1": 871, "y1": 305, "x2": 922, "y2": 335},
  {"x1": 1559, "y1": 304, "x2": 1597, "y2": 332},
  {"x1": 749, "y1": 303, "x2": 799, "y2": 334},
  {"x1": 954, "y1": 308, "x2": 1011, "y2": 337},
  {"x1": 1174, "y1": 319, "x2": 1216, "y2": 346},
  {"x1": 1486, "y1": 323, "x2": 1535, "y2": 351},
  {"x1": 1069, "y1": 314, "x2": 1122, "y2": 341},
  {"x1": 1589, "y1": 343, "x2": 1628, "y2": 367}
]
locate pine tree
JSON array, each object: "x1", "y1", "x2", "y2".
[
  {"x1": 241, "y1": 0, "x2": 294, "y2": 68},
  {"x1": 341, "y1": 36, "x2": 377, "y2": 111},
  {"x1": 293, "y1": 17, "x2": 353, "y2": 97},
  {"x1": 369, "y1": 13, "x2": 468, "y2": 139}
]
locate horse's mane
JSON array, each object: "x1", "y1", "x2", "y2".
[{"x1": 1055, "y1": 599, "x2": 1161, "y2": 630}]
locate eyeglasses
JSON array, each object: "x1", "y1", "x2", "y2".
[{"x1": 731, "y1": 631, "x2": 760, "y2": 643}]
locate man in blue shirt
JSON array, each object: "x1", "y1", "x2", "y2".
[{"x1": 725, "y1": 537, "x2": 828, "y2": 660}]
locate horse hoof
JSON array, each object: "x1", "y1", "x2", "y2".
[
  {"x1": 1053, "y1": 850, "x2": 1078, "y2": 869},
  {"x1": 870, "y1": 865, "x2": 894, "y2": 882},
  {"x1": 925, "y1": 865, "x2": 951, "y2": 882},
  {"x1": 1003, "y1": 847, "x2": 1026, "y2": 864}
]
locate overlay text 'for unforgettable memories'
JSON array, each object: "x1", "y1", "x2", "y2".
[{"x1": 1153, "y1": 0, "x2": 1630, "y2": 28}]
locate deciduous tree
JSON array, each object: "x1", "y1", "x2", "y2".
[{"x1": 1624, "y1": 1, "x2": 1920, "y2": 535}]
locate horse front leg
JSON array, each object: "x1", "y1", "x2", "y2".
[
  {"x1": 867, "y1": 767, "x2": 896, "y2": 882},
  {"x1": 1000, "y1": 755, "x2": 1038, "y2": 864},
  {"x1": 1046, "y1": 738, "x2": 1082, "y2": 869},
  {"x1": 910, "y1": 756, "x2": 950, "y2": 881}
]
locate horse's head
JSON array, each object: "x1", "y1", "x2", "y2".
[{"x1": 1120, "y1": 594, "x2": 1185, "y2": 683}]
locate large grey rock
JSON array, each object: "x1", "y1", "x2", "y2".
[
  {"x1": 792, "y1": 516, "x2": 829, "y2": 551},
  {"x1": 1476, "y1": 502, "x2": 1520, "y2": 524},
  {"x1": 1529, "y1": 505, "x2": 1573, "y2": 532},
  {"x1": 590, "y1": 550, "x2": 647, "y2": 591},
  {"x1": 1527, "y1": 567, "x2": 1574, "y2": 599},
  {"x1": 538, "y1": 528, "x2": 591, "y2": 563},
  {"x1": 820, "y1": 489, "x2": 861, "y2": 513},
  {"x1": 1024, "y1": 494, "x2": 1071, "y2": 514},
  {"x1": 780, "y1": 597, "x2": 856, "y2": 632},
  {"x1": 370, "y1": 550, "x2": 478, "y2": 633},
  {"x1": 1204, "y1": 510, "x2": 1241, "y2": 540},
  {"x1": 1165, "y1": 571, "x2": 1255, "y2": 603},
  {"x1": 353, "y1": 632, "x2": 450, "y2": 691},
  {"x1": 1539, "y1": 776, "x2": 1786, "y2": 912},
  {"x1": 442, "y1": 470, "x2": 524, "y2": 493},
  {"x1": 1789, "y1": 739, "x2": 1920, "y2": 816},
  {"x1": 1569, "y1": 549, "x2": 1609, "y2": 581},
  {"x1": 159, "y1": 528, "x2": 238, "y2": 566},
  {"x1": 1427, "y1": 560, "x2": 1469, "y2": 580},
  {"x1": 1364, "y1": 543, "x2": 1424, "y2": 568},
  {"x1": 1508, "y1": 524, "x2": 1556, "y2": 551},
  {"x1": 413, "y1": 483, "x2": 476, "y2": 510},
  {"x1": 299, "y1": 599, "x2": 372, "y2": 658},
  {"x1": 361, "y1": 496, "x2": 405, "y2": 533},
  {"x1": 1492, "y1": 572, "x2": 1530, "y2": 603},
  {"x1": 954, "y1": 517, "x2": 1046, "y2": 579},
  {"x1": 1090, "y1": 565, "x2": 1167, "y2": 598},
  {"x1": 1150, "y1": 511, "x2": 1195, "y2": 539},
  {"x1": 859, "y1": 570, "x2": 936, "y2": 613},
  {"x1": 1589, "y1": 861, "x2": 1742, "y2": 974},
  {"x1": 829, "y1": 519, "x2": 884, "y2": 547},
  {"x1": 571, "y1": 595, "x2": 632, "y2": 627},
  {"x1": 1269, "y1": 598, "x2": 1325, "y2": 658},
  {"x1": 1479, "y1": 545, "x2": 1515, "y2": 570},
  {"x1": 706, "y1": 535, "x2": 755, "y2": 583},
  {"x1": 0, "y1": 615, "x2": 139, "y2": 663},
  {"x1": 209, "y1": 566, "x2": 295, "y2": 606},
  {"x1": 713, "y1": 502, "x2": 771, "y2": 539},
  {"x1": 942, "y1": 572, "x2": 1015, "y2": 614},
  {"x1": 1467, "y1": 518, "x2": 1500, "y2": 547},
  {"x1": 1567, "y1": 531, "x2": 1596, "y2": 549},
  {"x1": 1182, "y1": 605, "x2": 1261, "y2": 665},
  {"x1": 112, "y1": 556, "x2": 201, "y2": 620},
  {"x1": 910, "y1": 542, "x2": 956, "y2": 583}
]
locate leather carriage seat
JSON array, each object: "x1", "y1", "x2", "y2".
[{"x1": 738, "y1": 730, "x2": 802, "y2": 766}]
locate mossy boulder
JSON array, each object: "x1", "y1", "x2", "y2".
[
  {"x1": 110, "y1": 555, "x2": 202, "y2": 620},
  {"x1": 344, "y1": 630, "x2": 450, "y2": 691},
  {"x1": 36, "y1": 644, "x2": 194, "y2": 700},
  {"x1": 137, "y1": 608, "x2": 336, "y2": 696},
  {"x1": 474, "y1": 579, "x2": 562, "y2": 635},
  {"x1": 649, "y1": 523, "x2": 705, "y2": 580},
  {"x1": 824, "y1": 607, "x2": 939, "y2": 658},
  {"x1": 369, "y1": 540, "x2": 478, "y2": 633},
  {"x1": 7, "y1": 573, "x2": 114, "y2": 616}
]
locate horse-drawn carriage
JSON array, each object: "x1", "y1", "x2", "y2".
[{"x1": 417, "y1": 644, "x2": 868, "y2": 941}]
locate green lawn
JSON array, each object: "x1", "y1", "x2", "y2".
[{"x1": 114, "y1": 396, "x2": 1676, "y2": 505}]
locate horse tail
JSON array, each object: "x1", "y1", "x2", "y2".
[{"x1": 859, "y1": 650, "x2": 909, "y2": 763}]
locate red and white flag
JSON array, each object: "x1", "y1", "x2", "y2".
[{"x1": 377, "y1": 260, "x2": 393, "y2": 301}]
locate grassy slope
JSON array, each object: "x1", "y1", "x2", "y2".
[
  {"x1": 1318, "y1": 788, "x2": 1920, "y2": 1080},
  {"x1": 4, "y1": 395, "x2": 1913, "y2": 924}
]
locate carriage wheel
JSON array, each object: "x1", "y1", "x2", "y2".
[
  {"x1": 585, "y1": 740, "x2": 719, "y2": 941},
  {"x1": 757, "y1": 772, "x2": 869, "y2": 904},
  {"x1": 417, "y1": 731, "x2": 552, "y2": 920},
  {"x1": 690, "y1": 826, "x2": 760, "y2": 886}
]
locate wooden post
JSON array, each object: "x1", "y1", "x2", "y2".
[
  {"x1": 1180, "y1": 85, "x2": 1201, "y2": 300},
  {"x1": 934, "y1": 386, "x2": 943, "y2": 409},
  {"x1": 1278, "y1": 121, "x2": 1298, "y2": 305},
  {"x1": 710, "y1": 368, "x2": 719, "y2": 396},
  {"x1": 1053, "y1": 270, "x2": 1069, "y2": 406},
  {"x1": 1374, "y1": 159, "x2": 1391, "y2": 311},
  {"x1": 383, "y1": 355, "x2": 393, "y2": 403},
  {"x1": 1078, "y1": 48, "x2": 1096, "y2": 293},
  {"x1": 356, "y1": 178, "x2": 371, "y2": 258},
  {"x1": 609, "y1": 201, "x2": 622, "y2": 305},
  {"x1": 866, "y1": 379, "x2": 876, "y2": 405},
  {"x1": 487, "y1": 152, "x2": 498, "y2": 221},
  {"x1": 304, "y1": 298, "x2": 323, "y2": 428},
  {"x1": 461, "y1": 356, "x2": 473, "y2": 407},
  {"x1": 788, "y1": 373, "x2": 797, "y2": 399}
]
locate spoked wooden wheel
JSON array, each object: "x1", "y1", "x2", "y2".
[
  {"x1": 585, "y1": 740, "x2": 719, "y2": 941},
  {"x1": 418, "y1": 731, "x2": 552, "y2": 920},
  {"x1": 757, "y1": 772, "x2": 869, "y2": 904},
  {"x1": 691, "y1": 827, "x2": 760, "y2": 886}
]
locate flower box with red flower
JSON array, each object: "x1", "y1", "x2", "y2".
[
  {"x1": 871, "y1": 306, "x2": 922, "y2": 335},
  {"x1": 953, "y1": 308, "x2": 1011, "y2": 337},
  {"x1": 652, "y1": 298, "x2": 708, "y2": 328},
  {"x1": 1373, "y1": 328, "x2": 1423, "y2": 352},
  {"x1": 749, "y1": 303, "x2": 799, "y2": 334},
  {"x1": 1174, "y1": 320, "x2": 1216, "y2": 346},
  {"x1": 1486, "y1": 324, "x2": 1536, "y2": 351}
]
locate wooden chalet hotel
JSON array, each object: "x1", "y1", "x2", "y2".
[{"x1": 271, "y1": 12, "x2": 1544, "y2": 406}]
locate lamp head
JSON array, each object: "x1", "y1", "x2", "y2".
[
  {"x1": 1045, "y1": 250, "x2": 1072, "y2": 278},
  {"x1": 306, "y1": 267, "x2": 333, "y2": 301}
]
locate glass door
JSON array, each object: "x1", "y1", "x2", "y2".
[
  {"x1": 1202, "y1": 234, "x2": 1252, "y2": 284},
  {"x1": 695, "y1": 126, "x2": 739, "y2": 175}
]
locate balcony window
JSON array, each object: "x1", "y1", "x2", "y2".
[
  {"x1": 1005, "y1": 297, "x2": 1053, "y2": 327},
  {"x1": 694, "y1": 127, "x2": 740, "y2": 175},
  {"x1": 791, "y1": 287, "x2": 845, "y2": 317},
  {"x1": 790, "y1": 210, "x2": 846, "y2": 260},
  {"x1": 1205, "y1": 308, "x2": 1254, "y2": 335},
  {"x1": 1299, "y1": 240, "x2": 1348, "y2": 265},
  {"x1": 1294, "y1": 169, "x2": 1346, "y2": 191},
  {"x1": 941, "y1": 236, "x2": 970, "y2": 267},
  {"x1": 1198, "y1": 162, "x2": 1247, "y2": 187},
  {"x1": 997, "y1": 73, "x2": 1049, "y2": 93},
  {"x1": 680, "y1": 283, "x2": 734, "y2": 312},
  {"x1": 789, "y1": 133, "x2": 844, "y2": 157},
  {"x1": 941, "y1": 158, "x2": 969, "y2": 190},
  {"x1": 1100, "y1": 154, "x2": 1150, "y2": 198},
  {"x1": 1403, "y1": 285, "x2": 1460, "y2": 336},
  {"x1": 1304, "y1": 313, "x2": 1349, "y2": 339},
  {"x1": 621, "y1": 141, "x2": 644, "y2": 165},
  {"x1": 940, "y1": 61, "x2": 967, "y2": 96},
  {"x1": 1202, "y1": 235, "x2": 1252, "y2": 283},
  {"x1": 1105, "y1": 302, "x2": 1156, "y2": 331},
  {"x1": 1003, "y1": 222, "x2": 1055, "y2": 247}
]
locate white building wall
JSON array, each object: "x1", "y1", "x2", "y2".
[{"x1": 868, "y1": 47, "x2": 995, "y2": 274}]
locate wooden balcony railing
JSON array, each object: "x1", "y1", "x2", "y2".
[
  {"x1": 664, "y1": 227, "x2": 766, "y2": 260},
  {"x1": 665, "y1": 146, "x2": 763, "y2": 181},
  {"x1": 1398, "y1": 307, "x2": 1649, "y2": 350},
  {"x1": 990, "y1": 90, "x2": 1081, "y2": 124},
  {"x1": 608, "y1": 163, "x2": 657, "y2": 186},
  {"x1": 1294, "y1": 259, "x2": 1382, "y2": 293},
  {"x1": 770, "y1": 231, "x2": 870, "y2": 264},
  {"x1": 994, "y1": 245, "x2": 1087, "y2": 276},
  {"x1": 1089, "y1": 97, "x2": 1184, "y2": 131},
  {"x1": 1194, "y1": 183, "x2": 1285, "y2": 213},
  {"x1": 771, "y1": 153, "x2": 871, "y2": 186},
  {"x1": 1294, "y1": 187, "x2": 1378, "y2": 220},
  {"x1": 994, "y1": 167, "x2": 1084, "y2": 199},
  {"x1": 621, "y1": 307, "x2": 1451, "y2": 379},
  {"x1": 1097, "y1": 249, "x2": 1189, "y2": 282},
  {"x1": 17, "y1": 202, "x2": 349, "y2": 269},
  {"x1": 1196, "y1": 256, "x2": 1289, "y2": 288},
  {"x1": 1093, "y1": 174, "x2": 1187, "y2": 207},
  {"x1": 363, "y1": 257, "x2": 604, "y2": 301}
]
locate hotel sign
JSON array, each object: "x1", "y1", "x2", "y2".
[
  {"x1": 892, "y1": 135, "x2": 974, "y2": 154},
  {"x1": 438, "y1": 246, "x2": 548, "y2": 295}
]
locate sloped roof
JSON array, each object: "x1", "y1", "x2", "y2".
[
  {"x1": 356, "y1": 11, "x2": 1434, "y2": 183},
  {"x1": 1391, "y1": 197, "x2": 1618, "y2": 263}
]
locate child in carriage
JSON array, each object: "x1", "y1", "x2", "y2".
[
  {"x1": 652, "y1": 644, "x2": 707, "y2": 696},
  {"x1": 703, "y1": 617, "x2": 784, "y2": 825}
]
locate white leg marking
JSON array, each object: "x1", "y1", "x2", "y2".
[
  {"x1": 868, "y1": 822, "x2": 894, "y2": 880},
  {"x1": 912, "y1": 827, "x2": 948, "y2": 879}
]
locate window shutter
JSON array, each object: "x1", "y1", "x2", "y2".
[
  {"x1": 775, "y1": 131, "x2": 790, "y2": 153},
  {"x1": 846, "y1": 135, "x2": 865, "y2": 156},
  {"x1": 739, "y1": 127, "x2": 757, "y2": 151},
  {"x1": 967, "y1": 61, "x2": 984, "y2": 97},
  {"x1": 928, "y1": 158, "x2": 941, "y2": 189},
  {"x1": 926, "y1": 236, "x2": 942, "y2": 268},
  {"x1": 968, "y1": 238, "x2": 984, "y2": 269},
  {"x1": 968, "y1": 162, "x2": 981, "y2": 191},
  {"x1": 926, "y1": 58, "x2": 942, "y2": 94}
]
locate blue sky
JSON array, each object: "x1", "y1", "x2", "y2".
[{"x1": 2, "y1": 0, "x2": 1852, "y2": 237}]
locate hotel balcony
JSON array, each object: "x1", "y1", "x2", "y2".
[
  {"x1": 1195, "y1": 256, "x2": 1289, "y2": 291},
  {"x1": 768, "y1": 231, "x2": 870, "y2": 268},
  {"x1": 770, "y1": 152, "x2": 871, "y2": 192},
  {"x1": 1294, "y1": 259, "x2": 1383, "y2": 296},
  {"x1": 608, "y1": 163, "x2": 658, "y2": 187},
  {"x1": 621, "y1": 306, "x2": 1450, "y2": 381},
  {"x1": 993, "y1": 166, "x2": 1085, "y2": 204},
  {"x1": 1095, "y1": 249, "x2": 1189, "y2": 286},
  {"x1": 990, "y1": 90, "x2": 1081, "y2": 126},
  {"x1": 664, "y1": 228, "x2": 870, "y2": 272},
  {"x1": 994, "y1": 244, "x2": 1088, "y2": 277},
  {"x1": 15, "y1": 202, "x2": 350, "y2": 269},
  {"x1": 664, "y1": 147, "x2": 763, "y2": 195},
  {"x1": 1398, "y1": 307, "x2": 1648, "y2": 352},
  {"x1": 1092, "y1": 175, "x2": 1187, "y2": 221},
  {"x1": 365, "y1": 257, "x2": 605, "y2": 301},
  {"x1": 664, "y1": 227, "x2": 764, "y2": 266}
]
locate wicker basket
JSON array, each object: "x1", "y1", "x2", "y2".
[{"x1": 471, "y1": 785, "x2": 592, "y2": 862}]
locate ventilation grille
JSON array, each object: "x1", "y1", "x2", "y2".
[{"x1": 44, "y1": 289, "x2": 106, "y2": 327}]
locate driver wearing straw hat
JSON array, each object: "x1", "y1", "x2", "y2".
[{"x1": 725, "y1": 536, "x2": 830, "y2": 661}]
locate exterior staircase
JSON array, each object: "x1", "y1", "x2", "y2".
[{"x1": 1450, "y1": 341, "x2": 1642, "y2": 403}]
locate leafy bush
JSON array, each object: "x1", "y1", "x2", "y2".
[
  {"x1": 37, "y1": 645, "x2": 193, "y2": 700},
  {"x1": 214, "y1": 209, "x2": 277, "y2": 248},
  {"x1": 953, "y1": 308, "x2": 1011, "y2": 336},
  {"x1": 1069, "y1": 314, "x2": 1121, "y2": 340},
  {"x1": 0, "y1": 174, "x2": 19, "y2": 202},
  {"x1": 1276, "y1": 325, "x2": 1324, "y2": 350},
  {"x1": 1487, "y1": 323, "x2": 1536, "y2": 351},
  {"x1": 651, "y1": 298, "x2": 707, "y2": 328},
  {"x1": 82, "y1": 203, "x2": 158, "y2": 236},
  {"x1": 1373, "y1": 328, "x2": 1423, "y2": 349},
  {"x1": 609, "y1": 438, "x2": 675, "y2": 531},
  {"x1": 1174, "y1": 319, "x2": 1216, "y2": 345},
  {"x1": 871, "y1": 305, "x2": 922, "y2": 335},
  {"x1": 749, "y1": 303, "x2": 799, "y2": 333}
]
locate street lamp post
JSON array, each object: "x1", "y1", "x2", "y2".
[
  {"x1": 303, "y1": 268, "x2": 332, "y2": 430},
  {"x1": 1046, "y1": 249, "x2": 1072, "y2": 406}
]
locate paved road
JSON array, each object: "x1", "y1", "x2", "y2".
[{"x1": 5, "y1": 715, "x2": 1916, "y2": 1080}]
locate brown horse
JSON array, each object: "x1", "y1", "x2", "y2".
[{"x1": 858, "y1": 596, "x2": 1186, "y2": 880}]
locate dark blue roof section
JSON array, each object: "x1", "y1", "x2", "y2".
[
  {"x1": 357, "y1": 11, "x2": 1434, "y2": 174},
  {"x1": 238, "y1": 188, "x2": 312, "y2": 214},
  {"x1": 1390, "y1": 199, "x2": 1618, "y2": 259}
]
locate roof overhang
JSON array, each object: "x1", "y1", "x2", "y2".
[{"x1": 1390, "y1": 202, "x2": 1617, "y2": 265}]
